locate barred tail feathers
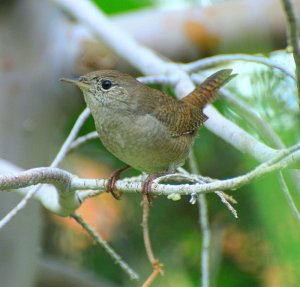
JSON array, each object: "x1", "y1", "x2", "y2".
[{"x1": 183, "y1": 69, "x2": 236, "y2": 108}]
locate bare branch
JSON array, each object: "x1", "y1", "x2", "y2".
[
  {"x1": 0, "y1": 167, "x2": 73, "y2": 191},
  {"x1": 70, "y1": 213, "x2": 139, "y2": 280},
  {"x1": 51, "y1": 108, "x2": 91, "y2": 167},
  {"x1": 184, "y1": 54, "x2": 296, "y2": 80},
  {"x1": 281, "y1": 0, "x2": 300, "y2": 107},
  {"x1": 188, "y1": 152, "x2": 211, "y2": 287},
  {"x1": 191, "y1": 73, "x2": 285, "y2": 149},
  {"x1": 142, "y1": 197, "x2": 157, "y2": 264},
  {"x1": 219, "y1": 88, "x2": 285, "y2": 149},
  {"x1": 214, "y1": 191, "x2": 238, "y2": 219},
  {"x1": 198, "y1": 195, "x2": 210, "y2": 287},
  {"x1": 0, "y1": 185, "x2": 41, "y2": 229},
  {"x1": 141, "y1": 267, "x2": 162, "y2": 287},
  {"x1": 68, "y1": 131, "x2": 98, "y2": 153},
  {"x1": 1, "y1": 142, "x2": 299, "y2": 207},
  {"x1": 181, "y1": 161, "x2": 238, "y2": 218},
  {"x1": 141, "y1": 196, "x2": 163, "y2": 287},
  {"x1": 0, "y1": 108, "x2": 90, "y2": 228},
  {"x1": 278, "y1": 172, "x2": 300, "y2": 221}
]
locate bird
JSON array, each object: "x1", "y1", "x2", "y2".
[{"x1": 61, "y1": 69, "x2": 236, "y2": 200}]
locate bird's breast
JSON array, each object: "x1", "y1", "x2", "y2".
[{"x1": 93, "y1": 107, "x2": 193, "y2": 173}]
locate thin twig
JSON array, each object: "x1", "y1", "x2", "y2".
[
  {"x1": 198, "y1": 195, "x2": 210, "y2": 287},
  {"x1": 278, "y1": 172, "x2": 300, "y2": 221},
  {"x1": 188, "y1": 152, "x2": 210, "y2": 287},
  {"x1": 51, "y1": 108, "x2": 91, "y2": 167},
  {"x1": 70, "y1": 213, "x2": 139, "y2": 280},
  {"x1": 281, "y1": 0, "x2": 300, "y2": 107},
  {"x1": 219, "y1": 85, "x2": 300, "y2": 221},
  {"x1": 222, "y1": 89, "x2": 300, "y2": 219},
  {"x1": 68, "y1": 131, "x2": 98, "y2": 153},
  {"x1": 216, "y1": 191, "x2": 237, "y2": 204},
  {"x1": 184, "y1": 54, "x2": 296, "y2": 80},
  {"x1": 142, "y1": 196, "x2": 157, "y2": 263},
  {"x1": 141, "y1": 195, "x2": 163, "y2": 287},
  {"x1": 214, "y1": 191, "x2": 238, "y2": 218},
  {"x1": 173, "y1": 168, "x2": 238, "y2": 217},
  {"x1": 0, "y1": 108, "x2": 90, "y2": 229},
  {"x1": 219, "y1": 88, "x2": 285, "y2": 148},
  {"x1": 0, "y1": 185, "x2": 40, "y2": 229},
  {"x1": 191, "y1": 73, "x2": 282, "y2": 147},
  {"x1": 194, "y1": 73, "x2": 285, "y2": 148},
  {"x1": 142, "y1": 268, "x2": 162, "y2": 287}
]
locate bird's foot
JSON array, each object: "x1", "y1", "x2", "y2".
[
  {"x1": 106, "y1": 165, "x2": 130, "y2": 200},
  {"x1": 142, "y1": 173, "x2": 166, "y2": 203}
]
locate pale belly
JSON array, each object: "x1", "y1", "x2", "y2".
[{"x1": 95, "y1": 112, "x2": 193, "y2": 173}]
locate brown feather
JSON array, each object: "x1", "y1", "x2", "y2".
[
  {"x1": 183, "y1": 69, "x2": 236, "y2": 108},
  {"x1": 135, "y1": 69, "x2": 236, "y2": 138}
]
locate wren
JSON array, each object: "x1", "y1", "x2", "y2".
[{"x1": 61, "y1": 69, "x2": 236, "y2": 199}]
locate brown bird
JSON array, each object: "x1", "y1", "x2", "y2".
[{"x1": 61, "y1": 69, "x2": 236, "y2": 199}]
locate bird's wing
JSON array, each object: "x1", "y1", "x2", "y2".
[
  {"x1": 151, "y1": 98, "x2": 208, "y2": 137},
  {"x1": 134, "y1": 69, "x2": 236, "y2": 137},
  {"x1": 134, "y1": 83, "x2": 207, "y2": 137}
]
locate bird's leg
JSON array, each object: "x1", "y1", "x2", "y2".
[
  {"x1": 106, "y1": 165, "x2": 130, "y2": 200},
  {"x1": 142, "y1": 173, "x2": 167, "y2": 203}
]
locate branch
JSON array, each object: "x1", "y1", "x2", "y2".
[
  {"x1": 141, "y1": 196, "x2": 163, "y2": 287},
  {"x1": 1, "y1": 142, "x2": 299, "y2": 211},
  {"x1": 0, "y1": 167, "x2": 73, "y2": 190},
  {"x1": 191, "y1": 74, "x2": 285, "y2": 148},
  {"x1": 214, "y1": 191, "x2": 238, "y2": 218},
  {"x1": 192, "y1": 72, "x2": 300, "y2": 221},
  {"x1": 0, "y1": 108, "x2": 90, "y2": 226},
  {"x1": 68, "y1": 131, "x2": 98, "y2": 153},
  {"x1": 183, "y1": 53, "x2": 296, "y2": 80},
  {"x1": 188, "y1": 152, "x2": 211, "y2": 287},
  {"x1": 70, "y1": 213, "x2": 139, "y2": 280},
  {"x1": 278, "y1": 172, "x2": 300, "y2": 220},
  {"x1": 198, "y1": 195, "x2": 210, "y2": 287},
  {"x1": 281, "y1": 0, "x2": 300, "y2": 107},
  {"x1": 51, "y1": 108, "x2": 91, "y2": 167},
  {"x1": 0, "y1": 185, "x2": 41, "y2": 229}
]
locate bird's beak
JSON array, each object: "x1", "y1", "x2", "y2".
[{"x1": 60, "y1": 77, "x2": 90, "y2": 89}]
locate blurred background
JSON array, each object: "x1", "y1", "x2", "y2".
[{"x1": 0, "y1": 0, "x2": 300, "y2": 286}]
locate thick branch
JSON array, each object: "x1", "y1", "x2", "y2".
[
  {"x1": 1, "y1": 142, "x2": 299, "y2": 214},
  {"x1": 0, "y1": 167, "x2": 73, "y2": 191}
]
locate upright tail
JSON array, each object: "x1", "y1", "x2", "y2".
[{"x1": 183, "y1": 69, "x2": 237, "y2": 108}]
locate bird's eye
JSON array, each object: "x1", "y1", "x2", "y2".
[{"x1": 101, "y1": 80, "x2": 112, "y2": 90}]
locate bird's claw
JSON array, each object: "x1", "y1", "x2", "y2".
[
  {"x1": 142, "y1": 173, "x2": 165, "y2": 204},
  {"x1": 106, "y1": 166, "x2": 130, "y2": 200}
]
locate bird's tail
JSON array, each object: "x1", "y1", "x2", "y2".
[{"x1": 183, "y1": 69, "x2": 237, "y2": 109}]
